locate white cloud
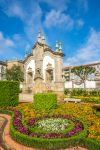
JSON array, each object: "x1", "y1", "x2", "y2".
[
  {"x1": 5, "y1": 39, "x2": 14, "y2": 47},
  {"x1": 64, "y1": 28, "x2": 100, "y2": 66},
  {"x1": 0, "y1": 0, "x2": 86, "y2": 41},
  {"x1": 39, "y1": 0, "x2": 69, "y2": 11},
  {"x1": 77, "y1": 19, "x2": 84, "y2": 27},
  {"x1": 6, "y1": 4, "x2": 25, "y2": 20},
  {"x1": 0, "y1": 32, "x2": 4, "y2": 40},
  {"x1": 0, "y1": 32, "x2": 14, "y2": 47},
  {"x1": 0, "y1": 0, "x2": 43, "y2": 41},
  {"x1": 44, "y1": 10, "x2": 74, "y2": 30},
  {"x1": 0, "y1": 31, "x2": 23, "y2": 60}
]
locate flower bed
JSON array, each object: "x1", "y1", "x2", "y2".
[
  {"x1": 14, "y1": 103, "x2": 100, "y2": 141},
  {"x1": 13, "y1": 110, "x2": 84, "y2": 139},
  {"x1": 0, "y1": 105, "x2": 100, "y2": 150}
]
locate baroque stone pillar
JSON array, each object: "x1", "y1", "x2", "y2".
[{"x1": 54, "y1": 54, "x2": 64, "y2": 94}]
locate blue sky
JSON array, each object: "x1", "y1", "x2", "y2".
[{"x1": 0, "y1": 0, "x2": 100, "y2": 66}]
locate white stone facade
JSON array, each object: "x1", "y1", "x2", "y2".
[{"x1": 23, "y1": 32, "x2": 64, "y2": 93}]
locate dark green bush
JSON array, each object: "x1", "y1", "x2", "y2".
[
  {"x1": 33, "y1": 93, "x2": 57, "y2": 111},
  {"x1": 89, "y1": 90, "x2": 100, "y2": 96},
  {"x1": 0, "y1": 81, "x2": 19, "y2": 106},
  {"x1": 64, "y1": 89, "x2": 70, "y2": 95},
  {"x1": 71, "y1": 89, "x2": 88, "y2": 96}
]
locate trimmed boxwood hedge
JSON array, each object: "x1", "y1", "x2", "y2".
[
  {"x1": 0, "y1": 81, "x2": 19, "y2": 106},
  {"x1": 64, "y1": 88, "x2": 100, "y2": 97},
  {"x1": 33, "y1": 93, "x2": 57, "y2": 111},
  {"x1": 0, "y1": 109, "x2": 100, "y2": 150}
]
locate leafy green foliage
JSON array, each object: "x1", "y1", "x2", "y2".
[
  {"x1": 33, "y1": 93, "x2": 57, "y2": 111},
  {"x1": 71, "y1": 66, "x2": 96, "y2": 81},
  {"x1": 71, "y1": 66, "x2": 96, "y2": 88},
  {"x1": 6, "y1": 65, "x2": 24, "y2": 82},
  {"x1": 0, "y1": 81, "x2": 19, "y2": 106}
]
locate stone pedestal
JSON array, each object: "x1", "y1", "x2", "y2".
[{"x1": 54, "y1": 82, "x2": 64, "y2": 93}]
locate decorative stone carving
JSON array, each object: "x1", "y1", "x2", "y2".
[{"x1": 34, "y1": 68, "x2": 43, "y2": 81}]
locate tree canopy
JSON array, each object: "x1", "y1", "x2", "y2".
[
  {"x1": 71, "y1": 66, "x2": 96, "y2": 81},
  {"x1": 6, "y1": 65, "x2": 24, "y2": 82},
  {"x1": 71, "y1": 66, "x2": 96, "y2": 88}
]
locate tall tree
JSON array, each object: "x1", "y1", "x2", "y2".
[
  {"x1": 6, "y1": 65, "x2": 24, "y2": 82},
  {"x1": 71, "y1": 66, "x2": 96, "y2": 88}
]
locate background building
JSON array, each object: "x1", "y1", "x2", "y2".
[
  {"x1": 63, "y1": 62, "x2": 100, "y2": 89},
  {"x1": 0, "y1": 61, "x2": 7, "y2": 80}
]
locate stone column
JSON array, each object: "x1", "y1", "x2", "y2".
[{"x1": 54, "y1": 54, "x2": 64, "y2": 94}]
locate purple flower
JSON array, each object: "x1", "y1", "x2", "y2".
[
  {"x1": 18, "y1": 126, "x2": 29, "y2": 134},
  {"x1": 28, "y1": 118, "x2": 36, "y2": 126}
]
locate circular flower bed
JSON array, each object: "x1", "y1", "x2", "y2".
[{"x1": 13, "y1": 110, "x2": 83, "y2": 139}]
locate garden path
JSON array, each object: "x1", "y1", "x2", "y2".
[{"x1": 0, "y1": 114, "x2": 88, "y2": 150}]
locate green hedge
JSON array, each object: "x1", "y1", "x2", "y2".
[
  {"x1": 64, "y1": 88, "x2": 100, "y2": 97},
  {"x1": 33, "y1": 93, "x2": 57, "y2": 111},
  {"x1": 0, "y1": 81, "x2": 19, "y2": 106},
  {"x1": 80, "y1": 138, "x2": 100, "y2": 150}
]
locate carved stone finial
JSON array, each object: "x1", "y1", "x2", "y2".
[
  {"x1": 37, "y1": 30, "x2": 41, "y2": 43},
  {"x1": 42, "y1": 33, "x2": 45, "y2": 44},
  {"x1": 55, "y1": 41, "x2": 59, "y2": 51},
  {"x1": 59, "y1": 41, "x2": 62, "y2": 52}
]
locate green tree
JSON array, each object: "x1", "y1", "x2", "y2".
[
  {"x1": 71, "y1": 66, "x2": 96, "y2": 88},
  {"x1": 6, "y1": 65, "x2": 24, "y2": 82}
]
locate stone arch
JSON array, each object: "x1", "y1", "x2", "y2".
[{"x1": 43, "y1": 55, "x2": 55, "y2": 82}]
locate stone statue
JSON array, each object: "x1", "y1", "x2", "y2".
[{"x1": 34, "y1": 68, "x2": 43, "y2": 80}]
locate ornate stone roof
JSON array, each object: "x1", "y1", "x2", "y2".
[{"x1": 23, "y1": 53, "x2": 33, "y2": 63}]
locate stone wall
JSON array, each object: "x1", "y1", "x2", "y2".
[{"x1": 65, "y1": 80, "x2": 96, "y2": 89}]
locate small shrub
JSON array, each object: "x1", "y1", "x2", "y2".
[
  {"x1": 0, "y1": 81, "x2": 19, "y2": 106},
  {"x1": 33, "y1": 93, "x2": 57, "y2": 111}
]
